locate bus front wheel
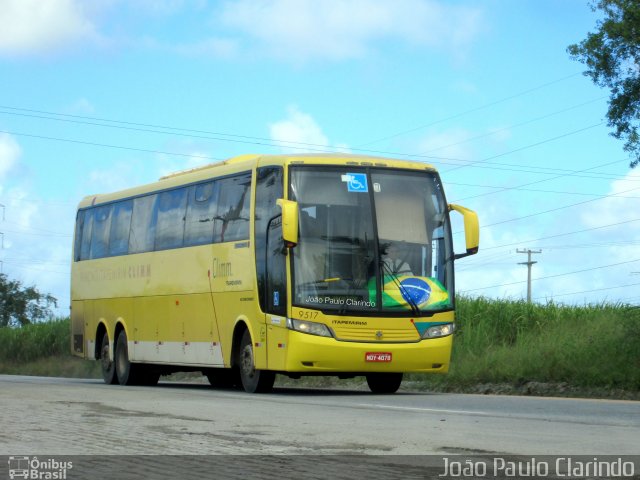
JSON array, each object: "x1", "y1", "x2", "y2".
[
  {"x1": 237, "y1": 330, "x2": 275, "y2": 393},
  {"x1": 366, "y1": 372, "x2": 403, "y2": 394}
]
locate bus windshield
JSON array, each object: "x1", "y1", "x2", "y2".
[{"x1": 290, "y1": 166, "x2": 454, "y2": 316}]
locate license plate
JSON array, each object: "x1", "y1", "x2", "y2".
[{"x1": 365, "y1": 352, "x2": 392, "y2": 362}]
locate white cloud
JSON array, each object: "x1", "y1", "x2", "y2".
[
  {"x1": 64, "y1": 98, "x2": 96, "y2": 115},
  {"x1": 0, "y1": 133, "x2": 21, "y2": 182},
  {"x1": 269, "y1": 106, "x2": 330, "y2": 150},
  {"x1": 0, "y1": 0, "x2": 100, "y2": 56},
  {"x1": 580, "y1": 171, "x2": 640, "y2": 231},
  {"x1": 217, "y1": 0, "x2": 484, "y2": 63}
]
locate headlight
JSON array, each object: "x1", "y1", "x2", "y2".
[
  {"x1": 422, "y1": 323, "x2": 455, "y2": 339},
  {"x1": 287, "y1": 318, "x2": 333, "y2": 338}
]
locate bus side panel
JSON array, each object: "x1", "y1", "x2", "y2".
[
  {"x1": 179, "y1": 293, "x2": 222, "y2": 365},
  {"x1": 131, "y1": 293, "x2": 224, "y2": 366},
  {"x1": 70, "y1": 300, "x2": 84, "y2": 358},
  {"x1": 132, "y1": 296, "x2": 161, "y2": 362},
  {"x1": 209, "y1": 241, "x2": 258, "y2": 367},
  {"x1": 84, "y1": 300, "x2": 98, "y2": 361},
  {"x1": 266, "y1": 319, "x2": 289, "y2": 371}
]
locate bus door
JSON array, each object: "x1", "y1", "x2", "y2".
[{"x1": 255, "y1": 166, "x2": 288, "y2": 369}]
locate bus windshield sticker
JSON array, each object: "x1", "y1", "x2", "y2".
[{"x1": 341, "y1": 173, "x2": 368, "y2": 193}]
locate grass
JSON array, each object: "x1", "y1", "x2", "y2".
[
  {"x1": 1, "y1": 299, "x2": 639, "y2": 398},
  {"x1": 414, "y1": 297, "x2": 640, "y2": 397},
  {"x1": 0, "y1": 318, "x2": 101, "y2": 378}
]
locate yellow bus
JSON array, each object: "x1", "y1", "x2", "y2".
[{"x1": 70, "y1": 154, "x2": 479, "y2": 393}]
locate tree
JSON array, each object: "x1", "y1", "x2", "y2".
[
  {"x1": 0, "y1": 273, "x2": 57, "y2": 327},
  {"x1": 568, "y1": 0, "x2": 640, "y2": 168}
]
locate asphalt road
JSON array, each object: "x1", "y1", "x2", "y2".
[{"x1": 1, "y1": 374, "x2": 638, "y2": 458}]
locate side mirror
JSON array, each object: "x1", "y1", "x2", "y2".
[
  {"x1": 276, "y1": 199, "x2": 299, "y2": 248},
  {"x1": 449, "y1": 204, "x2": 479, "y2": 260}
]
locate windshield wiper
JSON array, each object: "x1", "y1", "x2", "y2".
[{"x1": 380, "y1": 260, "x2": 420, "y2": 316}]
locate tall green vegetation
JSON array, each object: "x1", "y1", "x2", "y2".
[
  {"x1": 430, "y1": 297, "x2": 640, "y2": 391},
  {"x1": 0, "y1": 299, "x2": 638, "y2": 395},
  {"x1": 0, "y1": 318, "x2": 70, "y2": 362}
]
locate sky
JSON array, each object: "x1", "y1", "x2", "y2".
[{"x1": 1, "y1": 0, "x2": 639, "y2": 315}]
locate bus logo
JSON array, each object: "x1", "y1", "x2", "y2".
[{"x1": 8, "y1": 457, "x2": 29, "y2": 479}]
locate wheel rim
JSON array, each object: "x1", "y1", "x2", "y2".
[
  {"x1": 101, "y1": 340, "x2": 111, "y2": 372},
  {"x1": 116, "y1": 341, "x2": 127, "y2": 379}
]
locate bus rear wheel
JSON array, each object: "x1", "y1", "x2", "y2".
[
  {"x1": 115, "y1": 330, "x2": 136, "y2": 385},
  {"x1": 100, "y1": 332, "x2": 117, "y2": 385},
  {"x1": 114, "y1": 330, "x2": 159, "y2": 386},
  {"x1": 366, "y1": 373, "x2": 403, "y2": 394},
  {"x1": 237, "y1": 330, "x2": 275, "y2": 393}
]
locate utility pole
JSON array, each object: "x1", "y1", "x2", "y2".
[{"x1": 517, "y1": 249, "x2": 541, "y2": 303}]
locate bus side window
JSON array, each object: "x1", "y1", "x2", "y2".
[
  {"x1": 185, "y1": 181, "x2": 218, "y2": 246},
  {"x1": 109, "y1": 200, "x2": 133, "y2": 256},
  {"x1": 90, "y1": 204, "x2": 113, "y2": 259},
  {"x1": 129, "y1": 194, "x2": 158, "y2": 254},
  {"x1": 155, "y1": 188, "x2": 188, "y2": 250},
  {"x1": 74, "y1": 210, "x2": 85, "y2": 262},
  {"x1": 79, "y1": 209, "x2": 93, "y2": 261},
  {"x1": 215, "y1": 172, "x2": 251, "y2": 243}
]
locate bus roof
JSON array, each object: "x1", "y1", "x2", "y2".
[{"x1": 76, "y1": 153, "x2": 437, "y2": 209}]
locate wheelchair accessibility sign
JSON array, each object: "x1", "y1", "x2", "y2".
[{"x1": 341, "y1": 173, "x2": 368, "y2": 193}]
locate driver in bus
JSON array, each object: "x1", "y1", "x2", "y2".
[{"x1": 382, "y1": 242, "x2": 413, "y2": 276}]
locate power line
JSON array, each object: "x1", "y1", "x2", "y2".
[
  {"x1": 532, "y1": 281, "x2": 640, "y2": 301},
  {"x1": 0, "y1": 129, "x2": 226, "y2": 163},
  {"x1": 452, "y1": 183, "x2": 640, "y2": 237},
  {"x1": 479, "y1": 217, "x2": 640, "y2": 252},
  {"x1": 446, "y1": 180, "x2": 640, "y2": 199},
  {"x1": 419, "y1": 96, "x2": 607, "y2": 155},
  {"x1": 3, "y1": 121, "x2": 631, "y2": 186},
  {"x1": 1, "y1": 227, "x2": 72, "y2": 238},
  {"x1": 356, "y1": 72, "x2": 583, "y2": 147},
  {"x1": 2, "y1": 105, "x2": 635, "y2": 181},
  {"x1": 461, "y1": 257, "x2": 640, "y2": 293},
  {"x1": 5, "y1": 127, "x2": 634, "y2": 245},
  {"x1": 450, "y1": 158, "x2": 630, "y2": 204},
  {"x1": 440, "y1": 122, "x2": 604, "y2": 174},
  {"x1": 478, "y1": 184, "x2": 640, "y2": 231}
]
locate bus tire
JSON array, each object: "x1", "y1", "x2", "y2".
[
  {"x1": 100, "y1": 332, "x2": 117, "y2": 385},
  {"x1": 237, "y1": 329, "x2": 275, "y2": 393},
  {"x1": 115, "y1": 329, "x2": 139, "y2": 386},
  {"x1": 366, "y1": 372, "x2": 403, "y2": 394}
]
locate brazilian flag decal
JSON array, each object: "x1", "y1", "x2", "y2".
[{"x1": 369, "y1": 275, "x2": 451, "y2": 311}]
